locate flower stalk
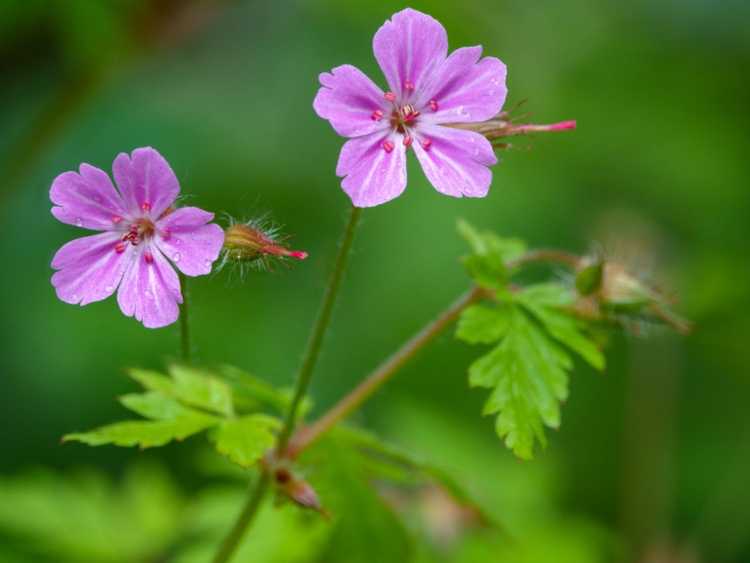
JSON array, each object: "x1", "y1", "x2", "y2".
[{"x1": 212, "y1": 205, "x2": 363, "y2": 563}]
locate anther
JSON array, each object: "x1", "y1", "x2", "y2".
[
  {"x1": 429, "y1": 99, "x2": 439, "y2": 112},
  {"x1": 144, "y1": 250, "x2": 154, "y2": 264},
  {"x1": 404, "y1": 81, "x2": 415, "y2": 92},
  {"x1": 114, "y1": 242, "x2": 126, "y2": 254},
  {"x1": 371, "y1": 109, "x2": 384, "y2": 121},
  {"x1": 384, "y1": 92, "x2": 396, "y2": 102},
  {"x1": 403, "y1": 135, "x2": 413, "y2": 147},
  {"x1": 382, "y1": 140, "x2": 395, "y2": 153},
  {"x1": 112, "y1": 215, "x2": 123, "y2": 224},
  {"x1": 421, "y1": 138, "x2": 432, "y2": 151},
  {"x1": 141, "y1": 202, "x2": 151, "y2": 212}
]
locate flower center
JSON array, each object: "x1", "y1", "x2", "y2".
[
  {"x1": 115, "y1": 218, "x2": 156, "y2": 253},
  {"x1": 390, "y1": 104, "x2": 421, "y2": 133}
]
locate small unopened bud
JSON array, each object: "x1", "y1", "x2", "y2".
[
  {"x1": 222, "y1": 219, "x2": 307, "y2": 271},
  {"x1": 273, "y1": 466, "x2": 328, "y2": 517}
]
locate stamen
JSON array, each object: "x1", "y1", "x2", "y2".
[
  {"x1": 382, "y1": 140, "x2": 395, "y2": 153},
  {"x1": 403, "y1": 135, "x2": 413, "y2": 147},
  {"x1": 429, "y1": 99, "x2": 439, "y2": 112},
  {"x1": 112, "y1": 215, "x2": 123, "y2": 224},
  {"x1": 144, "y1": 250, "x2": 154, "y2": 264},
  {"x1": 421, "y1": 138, "x2": 432, "y2": 151},
  {"x1": 115, "y1": 242, "x2": 126, "y2": 254},
  {"x1": 371, "y1": 109, "x2": 384, "y2": 121},
  {"x1": 141, "y1": 202, "x2": 151, "y2": 212},
  {"x1": 384, "y1": 92, "x2": 396, "y2": 102},
  {"x1": 404, "y1": 80, "x2": 415, "y2": 92}
]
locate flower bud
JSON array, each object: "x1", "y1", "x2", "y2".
[
  {"x1": 272, "y1": 466, "x2": 328, "y2": 517},
  {"x1": 222, "y1": 220, "x2": 307, "y2": 270}
]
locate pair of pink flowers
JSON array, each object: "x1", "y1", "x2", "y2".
[{"x1": 52, "y1": 8, "x2": 508, "y2": 327}]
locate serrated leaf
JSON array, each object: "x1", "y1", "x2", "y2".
[
  {"x1": 457, "y1": 219, "x2": 527, "y2": 289},
  {"x1": 456, "y1": 304, "x2": 513, "y2": 344},
  {"x1": 168, "y1": 364, "x2": 235, "y2": 417},
  {"x1": 128, "y1": 368, "x2": 175, "y2": 394},
  {"x1": 64, "y1": 413, "x2": 217, "y2": 448},
  {"x1": 468, "y1": 307, "x2": 571, "y2": 459},
  {"x1": 212, "y1": 415, "x2": 280, "y2": 467},
  {"x1": 518, "y1": 283, "x2": 605, "y2": 370},
  {"x1": 217, "y1": 365, "x2": 292, "y2": 414},
  {"x1": 119, "y1": 391, "x2": 189, "y2": 420}
]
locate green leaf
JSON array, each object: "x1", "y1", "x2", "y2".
[
  {"x1": 468, "y1": 307, "x2": 571, "y2": 459},
  {"x1": 518, "y1": 283, "x2": 605, "y2": 370},
  {"x1": 119, "y1": 391, "x2": 189, "y2": 420},
  {"x1": 217, "y1": 365, "x2": 293, "y2": 414},
  {"x1": 64, "y1": 413, "x2": 217, "y2": 448},
  {"x1": 212, "y1": 415, "x2": 280, "y2": 467},
  {"x1": 456, "y1": 304, "x2": 513, "y2": 344},
  {"x1": 457, "y1": 219, "x2": 527, "y2": 289},
  {"x1": 128, "y1": 368, "x2": 175, "y2": 395},
  {"x1": 168, "y1": 364, "x2": 235, "y2": 417}
]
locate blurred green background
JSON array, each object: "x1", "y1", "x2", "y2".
[{"x1": 1, "y1": 0, "x2": 748, "y2": 562}]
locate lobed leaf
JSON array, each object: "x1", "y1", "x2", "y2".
[
  {"x1": 457, "y1": 219, "x2": 527, "y2": 289},
  {"x1": 64, "y1": 413, "x2": 218, "y2": 449},
  {"x1": 211, "y1": 415, "x2": 280, "y2": 468},
  {"x1": 168, "y1": 364, "x2": 235, "y2": 417}
]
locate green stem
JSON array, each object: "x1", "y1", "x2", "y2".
[
  {"x1": 211, "y1": 205, "x2": 362, "y2": 563},
  {"x1": 179, "y1": 273, "x2": 191, "y2": 363},
  {"x1": 211, "y1": 473, "x2": 270, "y2": 563},
  {"x1": 287, "y1": 286, "x2": 486, "y2": 457},
  {"x1": 276, "y1": 205, "x2": 363, "y2": 452}
]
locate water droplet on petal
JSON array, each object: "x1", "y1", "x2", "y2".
[
  {"x1": 104, "y1": 285, "x2": 114, "y2": 293},
  {"x1": 145, "y1": 290, "x2": 154, "y2": 300},
  {"x1": 172, "y1": 252, "x2": 181, "y2": 262},
  {"x1": 74, "y1": 218, "x2": 83, "y2": 227}
]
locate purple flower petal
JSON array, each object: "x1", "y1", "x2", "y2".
[
  {"x1": 412, "y1": 125, "x2": 497, "y2": 198},
  {"x1": 373, "y1": 8, "x2": 448, "y2": 99},
  {"x1": 113, "y1": 147, "x2": 180, "y2": 218},
  {"x1": 50, "y1": 164, "x2": 129, "y2": 230},
  {"x1": 336, "y1": 131, "x2": 407, "y2": 207},
  {"x1": 419, "y1": 46, "x2": 507, "y2": 124},
  {"x1": 117, "y1": 244, "x2": 182, "y2": 329},
  {"x1": 314, "y1": 65, "x2": 390, "y2": 138},
  {"x1": 51, "y1": 231, "x2": 134, "y2": 306},
  {"x1": 155, "y1": 207, "x2": 225, "y2": 277}
]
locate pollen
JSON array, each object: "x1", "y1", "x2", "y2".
[
  {"x1": 404, "y1": 80, "x2": 415, "y2": 92},
  {"x1": 382, "y1": 140, "x2": 395, "y2": 153},
  {"x1": 112, "y1": 215, "x2": 123, "y2": 224},
  {"x1": 429, "y1": 99, "x2": 439, "y2": 112},
  {"x1": 403, "y1": 135, "x2": 413, "y2": 147},
  {"x1": 371, "y1": 109, "x2": 384, "y2": 121},
  {"x1": 421, "y1": 138, "x2": 432, "y2": 151},
  {"x1": 114, "y1": 241, "x2": 126, "y2": 254},
  {"x1": 141, "y1": 202, "x2": 151, "y2": 212},
  {"x1": 143, "y1": 250, "x2": 154, "y2": 264},
  {"x1": 384, "y1": 91, "x2": 397, "y2": 102}
]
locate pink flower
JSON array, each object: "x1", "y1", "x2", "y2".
[
  {"x1": 314, "y1": 8, "x2": 507, "y2": 207},
  {"x1": 50, "y1": 147, "x2": 225, "y2": 328}
]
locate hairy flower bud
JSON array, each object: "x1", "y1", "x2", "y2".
[
  {"x1": 221, "y1": 219, "x2": 307, "y2": 272},
  {"x1": 272, "y1": 466, "x2": 328, "y2": 517}
]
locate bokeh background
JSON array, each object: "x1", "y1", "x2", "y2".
[{"x1": 1, "y1": 1, "x2": 748, "y2": 562}]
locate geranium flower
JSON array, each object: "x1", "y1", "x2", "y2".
[
  {"x1": 314, "y1": 8, "x2": 507, "y2": 207},
  {"x1": 50, "y1": 147, "x2": 224, "y2": 328}
]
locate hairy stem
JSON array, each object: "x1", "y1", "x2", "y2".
[
  {"x1": 506, "y1": 249, "x2": 580, "y2": 269},
  {"x1": 211, "y1": 473, "x2": 270, "y2": 563},
  {"x1": 211, "y1": 205, "x2": 362, "y2": 563},
  {"x1": 287, "y1": 286, "x2": 487, "y2": 457},
  {"x1": 276, "y1": 205, "x2": 363, "y2": 452},
  {"x1": 179, "y1": 273, "x2": 191, "y2": 363}
]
